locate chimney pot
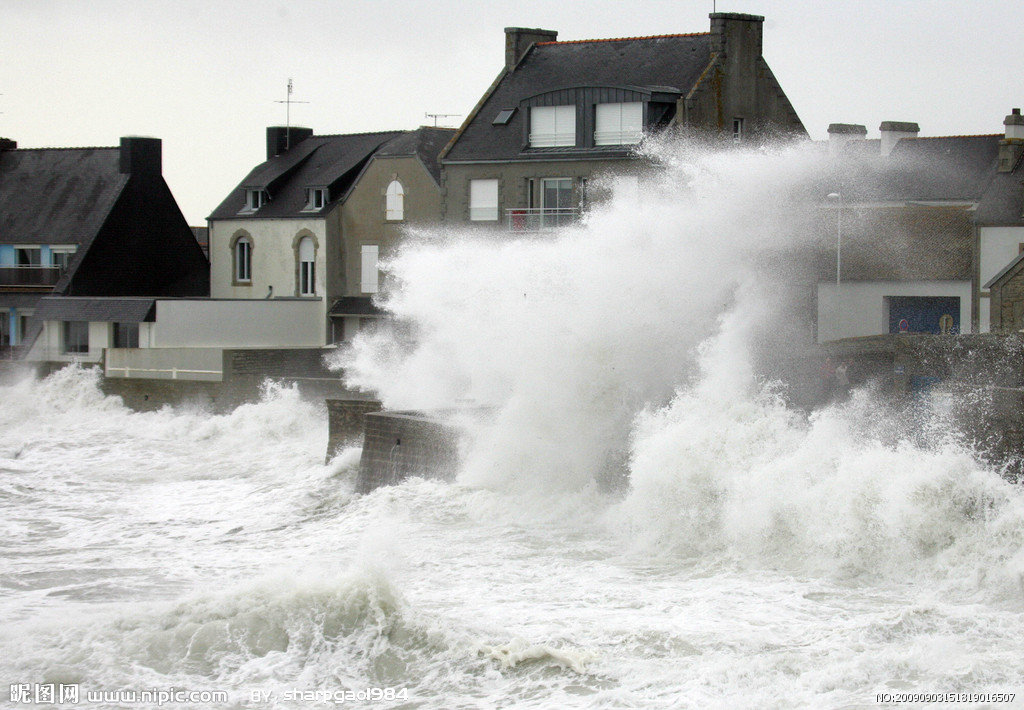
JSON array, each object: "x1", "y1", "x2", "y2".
[{"x1": 879, "y1": 121, "x2": 920, "y2": 157}]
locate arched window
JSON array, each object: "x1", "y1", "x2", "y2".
[
  {"x1": 234, "y1": 236, "x2": 252, "y2": 283},
  {"x1": 298, "y1": 236, "x2": 315, "y2": 296},
  {"x1": 385, "y1": 180, "x2": 404, "y2": 221}
]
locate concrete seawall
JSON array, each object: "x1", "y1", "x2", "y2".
[{"x1": 355, "y1": 410, "x2": 462, "y2": 493}]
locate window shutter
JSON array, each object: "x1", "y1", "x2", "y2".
[{"x1": 361, "y1": 245, "x2": 379, "y2": 293}]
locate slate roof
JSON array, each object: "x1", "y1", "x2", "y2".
[
  {"x1": 0, "y1": 147, "x2": 127, "y2": 244},
  {"x1": 209, "y1": 131, "x2": 405, "y2": 220},
  {"x1": 374, "y1": 127, "x2": 456, "y2": 184},
  {"x1": 976, "y1": 149, "x2": 1024, "y2": 226},
  {"x1": 32, "y1": 296, "x2": 156, "y2": 322},
  {"x1": 836, "y1": 135, "x2": 1002, "y2": 204},
  {"x1": 443, "y1": 33, "x2": 713, "y2": 163}
]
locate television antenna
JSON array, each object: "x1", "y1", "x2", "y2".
[
  {"x1": 273, "y1": 79, "x2": 310, "y2": 149},
  {"x1": 425, "y1": 112, "x2": 460, "y2": 127}
]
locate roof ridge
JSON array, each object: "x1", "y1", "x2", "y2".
[
  {"x1": 10, "y1": 145, "x2": 118, "y2": 152},
  {"x1": 904, "y1": 133, "x2": 1002, "y2": 141},
  {"x1": 537, "y1": 31, "x2": 709, "y2": 46},
  {"x1": 313, "y1": 130, "x2": 407, "y2": 139}
]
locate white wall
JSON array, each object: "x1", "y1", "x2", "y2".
[
  {"x1": 25, "y1": 321, "x2": 110, "y2": 363},
  {"x1": 153, "y1": 299, "x2": 325, "y2": 348},
  {"x1": 978, "y1": 225, "x2": 1024, "y2": 333},
  {"x1": 817, "y1": 280, "x2": 972, "y2": 342}
]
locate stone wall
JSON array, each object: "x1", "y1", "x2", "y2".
[
  {"x1": 356, "y1": 410, "x2": 461, "y2": 493},
  {"x1": 325, "y1": 399, "x2": 382, "y2": 461}
]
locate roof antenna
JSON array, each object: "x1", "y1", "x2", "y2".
[
  {"x1": 274, "y1": 79, "x2": 310, "y2": 150},
  {"x1": 425, "y1": 112, "x2": 461, "y2": 128}
]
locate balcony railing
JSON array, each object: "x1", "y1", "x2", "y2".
[
  {"x1": 506, "y1": 208, "x2": 580, "y2": 232},
  {"x1": 0, "y1": 265, "x2": 62, "y2": 288}
]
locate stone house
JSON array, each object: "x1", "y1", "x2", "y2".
[
  {"x1": 813, "y1": 109, "x2": 1024, "y2": 342},
  {"x1": 440, "y1": 12, "x2": 806, "y2": 231},
  {"x1": 0, "y1": 136, "x2": 209, "y2": 363},
  {"x1": 207, "y1": 126, "x2": 453, "y2": 344}
]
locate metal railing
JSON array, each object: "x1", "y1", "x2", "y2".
[
  {"x1": 506, "y1": 208, "x2": 580, "y2": 232},
  {"x1": 0, "y1": 266, "x2": 61, "y2": 287}
]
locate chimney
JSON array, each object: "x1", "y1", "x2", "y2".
[
  {"x1": 998, "y1": 108, "x2": 1024, "y2": 173},
  {"x1": 879, "y1": 121, "x2": 919, "y2": 157},
  {"x1": 119, "y1": 136, "x2": 161, "y2": 175},
  {"x1": 827, "y1": 123, "x2": 867, "y2": 155},
  {"x1": 504, "y1": 27, "x2": 557, "y2": 70},
  {"x1": 709, "y1": 13, "x2": 764, "y2": 62},
  {"x1": 0, "y1": 138, "x2": 16, "y2": 151},
  {"x1": 266, "y1": 126, "x2": 314, "y2": 159}
]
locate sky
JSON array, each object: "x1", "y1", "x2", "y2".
[{"x1": 2, "y1": 0, "x2": 1023, "y2": 225}]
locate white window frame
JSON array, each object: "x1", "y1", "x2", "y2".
[
  {"x1": 112, "y1": 322, "x2": 139, "y2": 348},
  {"x1": 530, "y1": 105, "x2": 576, "y2": 147},
  {"x1": 244, "y1": 189, "x2": 267, "y2": 211},
  {"x1": 14, "y1": 246, "x2": 41, "y2": 266},
  {"x1": 50, "y1": 246, "x2": 76, "y2": 271},
  {"x1": 304, "y1": 188, "x2": 328, "y2": 211},
  {"x1": 733, "y1": 117, "x2": 744, "y2": 142},
  {"x1": 469, "y1": 179, "x2": 499, "y2": 221},
  {"x1": 234, "y1": 237, "x2": 252, "y2": 284},
  {"x1": 385, "y1": 180, "x2": 405, "y2": 221},
  {"x1": 595, "y1": 102, "x2": 643, "y2": 146},
  {"x1": 361, "y1": 245, "x2": 379, "y2": 294},
  {"x1": 298, "y1": 237, "x2": 316, "y2": 296}
]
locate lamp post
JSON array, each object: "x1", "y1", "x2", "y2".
[{"x1": 827, "y1": 191, "x2": 842, "y2": 339}]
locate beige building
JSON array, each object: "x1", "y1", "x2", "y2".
[{"x1": 207, "y1": 126, "x2": 453, "y2": 343}]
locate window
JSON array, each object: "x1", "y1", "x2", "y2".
[
  {"x1": 492, "y1": 108, "x2": 516, "y2": 125},
  {"x1": 51, "y1": 247, "x2": 75, "y2": 271},
  {"x1": 361, "y1": 245, "x2": 379, "y2": 294},
  {"x1": 541, "y1": 178, "x2": 575, "y2": 229},
  {"x1": 385, "y1": 180, "x2": 405, "y2": 221},
  {"x1": 305, "y1": 188, "x2": 328, "y2": 211},
  {"x1": 733, "y1": 117, "x2": 744, "y2": 142},
  {"x1": 113, "y1": 322, "x2": 139, "y2": 348},
  {"x1": 63, "y1": 321, "x2": 88, "y2": 354},
  {"x1": 595, "y1": 102, "x2": 643, "y2": 145},
  {"x1": 234, "y1": 236, "x2": 252, "y2": 283},
  {"x1": 18, "y1": 313, "x2": 31, "y2": 344},
  {"x1": 15, "y1": 247, "x2": 41, "y2": 266},
  {"x1": 469, "y1": 179, "x2": 499, "y2": 221},
  {"x1": 530, "y1": 105, "x2": 576, "y2": 147},
  {"x1": 245, "y1": 189, "x2": 267, "y2": 211},
  {"x1": 0, "y1": 314, "x2": 9, "y2": 347},
  {"x1": 298, "y1": 237, "x2": 315, "y2": 296}
]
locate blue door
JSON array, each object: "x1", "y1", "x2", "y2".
[{"x1": 889, "y1": 296, "x2": 959, "y2": 334}]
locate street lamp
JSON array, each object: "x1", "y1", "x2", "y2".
[{"x1": 827, "y1": 191, "x2": 842, "y2": 339}]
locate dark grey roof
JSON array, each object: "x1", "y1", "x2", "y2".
[
  {"x1": 329, "y1": 297, "x2": 384, "y2": 317},
  {"x1": 374, "y1": 127, "x2": 456, "y2": 184},
  {"x1": 0, "y1": 147, "x2": 127, "y2": 244},
  {"x1": 976, "y1": 152, "x2": 1024, "y2": 226},
  {"x1": 838, "y1": 135, "x2": 1001, "y2": 204},
  {"x1": 32, "y1": 296, "x2": 156, "y2": 322},
  {"x1": 209, "y1": 131, "x2": 405, "y2": 220},
  {"x1": 443, "y1": 33, "x2": 712, "y2": 162}
]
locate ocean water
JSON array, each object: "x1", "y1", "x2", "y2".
[{"x1": 5, "y1": 142, "x2": 1024, "y2": 709}]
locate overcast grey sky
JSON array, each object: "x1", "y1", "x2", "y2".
[{"x1": 3, "y1": 0, "x2": 1022, "y2": 225}]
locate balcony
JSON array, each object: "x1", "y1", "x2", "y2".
[
  {"x1": 0, "y1": 265, "x2": 62, "y2": 288},
  {"x1": 506, "y1": 208, "x2": 580, "y2": 232}
]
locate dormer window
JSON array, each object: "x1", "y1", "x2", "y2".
[
  {"x1": 595, "y1": 102, "x2": 643, "y2": 146},
  {"x1": 529, "y1": 105, "x2": 576, "y2": 147},
  {"x1": 245, "y1": 189, "x2": 267, "y2": 211},
  {"x1": 304, "y1": 188, "x2": 328, "y2": 211}
]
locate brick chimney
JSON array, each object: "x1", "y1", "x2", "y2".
[
  {"x1": 504, "y1": 27, "x2": 557, "y2": 70},
  {"x1": 998, "y1": 108, "x2": 1024, "y2": 173},
  {"x1": 879, "y1": 121, "x2": 919, "y2": 157},
  {"x1": 119, "y1": 136, "x2": 161, "y2": 175},
  {"x1": 266, "y1": 126, "x2": 314, "y2": 159},
  {"x1": 827, "y1": 123, "x2": 867, "y2": 155}
]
